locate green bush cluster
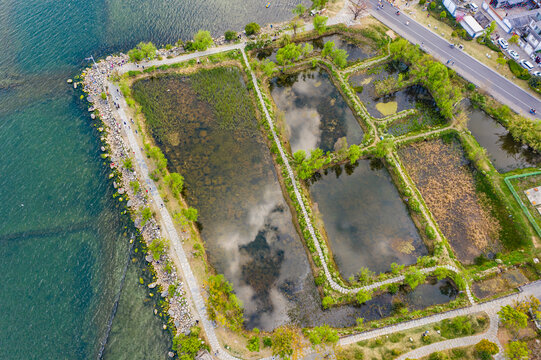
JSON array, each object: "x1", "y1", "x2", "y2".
[
  {"x1": 205, "y1": 274, "x2": 244, "y2": 331},
  {"x1": 507, "y1": 59, "x2": 531, "y2": 80},
  {"x1": 128, "y1": 42, "x2": 157, "y2": 62},
  {"x1": 304, "y1": 325, "x2": 339, "y2": 345}
]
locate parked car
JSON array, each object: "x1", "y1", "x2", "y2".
[
  {"x1": 520, "y1": 59, "x2": 534, "y2": 70},
  {"x1": 498, "y1": 38, "x2": 508, "y2": 49},
  {"x1": 468, "y1": 3, "x2": 479, "y2": 12},
  {"x1": 508, "y1": 49, "x2": 519, "y2": 61},
  {"x1": 532, "y1": 71, "x2": 541, "y2": 77}
]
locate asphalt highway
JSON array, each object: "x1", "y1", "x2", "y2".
[{"x1": 368, "y1": 0, "x2": 540, "y2": 119}]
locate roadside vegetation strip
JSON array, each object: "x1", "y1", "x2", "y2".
[{"x1": 504, "y1": 172, "x2": 541, "y2": 239}]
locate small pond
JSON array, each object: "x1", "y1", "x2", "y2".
[
  {"x1": 466, "y1": 103, "x2": 541, "y2": 173},
  {"x1": 300, "y1": 278, "x2": 457, "y2": 327},
  {"x1": 270, "y1": 68, "x2": 364, "y2": 154},
  {"x1": 257, "y1": 33, "x2": 376, "y2": 63},
  {"x1": 307, "y1": 159, "x2": 426, "y2": 278}
]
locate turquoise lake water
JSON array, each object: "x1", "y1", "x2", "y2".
[{"x1": 0, "y1": 0, "x2": 304, "y2": 358}]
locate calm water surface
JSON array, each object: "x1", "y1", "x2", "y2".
[
  {"x1": 307, "y1": 160, "x2": 426, "y2": 278},
  {"x1": 0, "y1": 0, "x2": 306, "y2": 358},
  {"x1": 466, "y1": 104, "x2": 541, "y2": 172},
  {"x1": 270, "y1": 68, "x2": 364, "y2": 154}
]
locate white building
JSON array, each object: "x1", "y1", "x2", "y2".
[{"x1": 460, "y1": 15, "x2": 485, "y2": 38}]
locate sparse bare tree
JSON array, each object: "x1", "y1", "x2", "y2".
[{"x1": 349, "y1": 0, "x2": 368, "y2": 20}]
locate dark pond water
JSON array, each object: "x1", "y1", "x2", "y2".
[
  {"x1": 301, "y1": 278, "x2": 457, "y2": 327},
  {"x1": 257, "y1": 34, "x2": 375, "y2": 63},
  {"x1": 307, "y1": 160, "x2": 426, "y2": 278},
  {"x1": 466, "y1": 104, "x2": 541, "y2": 173},
  {"x1": 270, "y1": 68, "x2": 364, "y2": 154}
]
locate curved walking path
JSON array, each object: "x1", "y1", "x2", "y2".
[
  {"x1": 340, "y1": 280, "x2": 541, "y2": 352},
  {"x1": 395, "y1": 310, "x2": 502, "y2": 360}
]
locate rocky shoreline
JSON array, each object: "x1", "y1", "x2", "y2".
[{"x1": 80, "y1": 54, "x2": 194, "y2": 344}]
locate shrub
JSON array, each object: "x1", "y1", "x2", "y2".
[
  {"x1": 128, "y1": 42, "x2": 157, "y2": 62},
  {"x1": 404, "y1": 267, "x2": 426, "y2": 290},
  {"x1": 173, "y1": 333, "x2": 205, "y2": 358},
  {"x1": 425, "y1": 226, "x2": 436, "y2": 240},
  {"x1": 225, "y1": 30, "x2": 237, "y2": 41},
  {"x1": 272, "y1": 326, "x2": 299, "y2": 359},
  {"x1": 419, "y1": 0, "x2": 426, "y2": 4},
  {"x1": 466, "y1": 83, "x2": 475, "y2": 91},
  {"x1": 304, "y1": 325, "x2": 339, "y2": 345},
  {"x1": 245, "y1": 22, "x2": 261, "y2": 36},
  {"x1": 148, "y1": 237, "x2": 169, "y2": 260},
  {"x1": 440, "y1": 316, "x2": 473, "y2": 338},
  {"x1": 507, "y1": 59, "x2": 531, "y2": 80},
  {"x1": 356, "y1": 289, "x2": 373, "y2": 305},
  {"x1": 247, "y1": 336, "x2": 260, "y2": 352},
  {"x1": 430, "y1": 1, "x2": 436, "y2": 9},
  {"x1": 205, "y1": 274, "x2": 244, "y2": 331},
  {"x1": 529, "y1": 75, "x2": 541, "y2": 91},
  {"x1": 322, "y1": 296, "x2": 334, "y2": 309},
  {"x1": 440, "y1": 10, "x2": 446, "y2": 18},
  {"x1": 475, "y1": 339, "x2": 499, "y2": 360},
  {"x1": 263, "y1": 336, "x2": 272, "y2": 347},
  {"x1": 428, "y1": 351, "x2": 447, "y2": 360}
]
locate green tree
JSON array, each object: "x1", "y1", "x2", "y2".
[
  {"x1": 391, "y1": 262, "x2": 405, "y2": 274},
  {"x1": 313, "y1": 15, "x2": 328, "y2": 35},
  {"x1": 322, "y1": 296, "x2": 333, "y2": 309},
  {"x1": 164, "y1": 172, "x2": 184, "y2": 198},
  {"x1": 272, "y1": 326, "x2": 299, "y2": 359},
  {"x1": 140, "y1": 207, "x2": 152, "y2": 226},
  {"x1": 322, "y1": 41, "x2": 335, "y2": 58},
  {"x1": 430, "y1": 1, "x2": 436, "y2": 9},
  {"x1": 348, "y1": 144, "x2": 362, "y2": 163},
  {"x1": 404, "y1": 267, "x2": 426, "y2": 290},
  {"x1": 373, "y1": 139, "x2": 393, "y2": 158},
  {"x1": 225, "y1": 30, "x2": 237, "y2": 41},
  {"x1": 356, "y1": 288, "x2": 373, "y2": 305},
  {"x1": 484, "y1": 21, "x2": 496, "y2": 39},
  {"x1": 260, "y1": 59, "x2": 277, "y2": 77},
  {"x1": 291, "y1": 18, "x2": 303, "y2": 36},
  {"x1": 182, "y1": 207, "x2": 198, "y2": 222},
  {"x1": 302, "y1": 43, "x2": 314, "y2": 57},
  {"x1": 331, "y1": 48, "x2": 348, "y2": 68},
  {"x1": 276, "y1": 43, "x2": 302, "y2": 65},
  {"x1": 247, "y1": 336, "x2": 260, "y2": 352},
  {"x1": 293, "y1": 4, "x2": 306, "y2": 16},
  {"x1": 304, "y1": 325, "x2": 339, "y2": 346},
  {"x1": 508, "y1": 34, "x2": 519, "y2": 44},
  {"x1": 440, "y1": 10, "x2": 447, "y2": 18},
  {"x1": 193, "y1": 30, "x2": 213, "y2": 51},
  {"x1": 128, "y1": 42, "x2": 157, "y2": 62},
  {"x1": 498, "y1": 305, "x2": 528, "y2": 338},
  {"x1": 474, "y1": 339, "x2": 499, "y2": 360},
  {"x1": 312, "y1": 0, "x2": 328, "y2": 9},
  {"x1": 504, "y1": 341, "x2": 530, "y2": 360},
  {"x1": 245, "y1": 22, "x2": 261, "y2": 36}
]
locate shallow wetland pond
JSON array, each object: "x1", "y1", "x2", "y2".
[
  {"x1": 307, "y1": 160, "x2": 426, "y2": 277},
  {"x1": 466, "y1": 104, "x2": 541, "y2": 172},
  {"x1": 270, "y1": 68, "x2": 364, "y2": 154},
  {"x1": 132, "y1": 67, "x2": 456, "y2": 330}
]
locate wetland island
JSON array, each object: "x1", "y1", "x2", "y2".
[{"x1": 78, "y1": 1, "x2": 541, "y2": 359}]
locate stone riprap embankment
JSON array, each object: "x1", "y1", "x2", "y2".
[{"x1": 82, "y1": 55, "x2": 194, "y2": 337}]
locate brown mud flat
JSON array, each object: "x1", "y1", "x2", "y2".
[{"x1": 399, "y1": 139, "x2": 500, "y2": 263}]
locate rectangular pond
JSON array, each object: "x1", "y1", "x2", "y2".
[
  {"x1": 399, "y1": 138, "x2": 501, "y2": 264},
  {"x1": 466, "y1": 103, "x2": 541, "y2": 173},
  {"x1": 270, "y1": 68, "x2": 364, "y2": 154},
  {"x1": 307, "y1": 159, "x2": 426, "y2": 278}
]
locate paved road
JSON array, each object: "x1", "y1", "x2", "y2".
[{"x1": 368, "y1": 0, "x2": 540, "y2": 119}]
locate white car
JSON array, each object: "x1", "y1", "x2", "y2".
[
  {"x1": 508, "y1": 49, "x2": 519, "y2": 61},
  {"x1": 532, "y1": 71, "x2": 541, "y2": 77},
  {"x1": 520, "y1": 59, "x2": 534, "y2": 70},
  {"x1": 497, "y1": 38, "x2": 508, "y2": 49},
  {"x1": 469, "y1": 3, "x2": 479, "y2": 12}
]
